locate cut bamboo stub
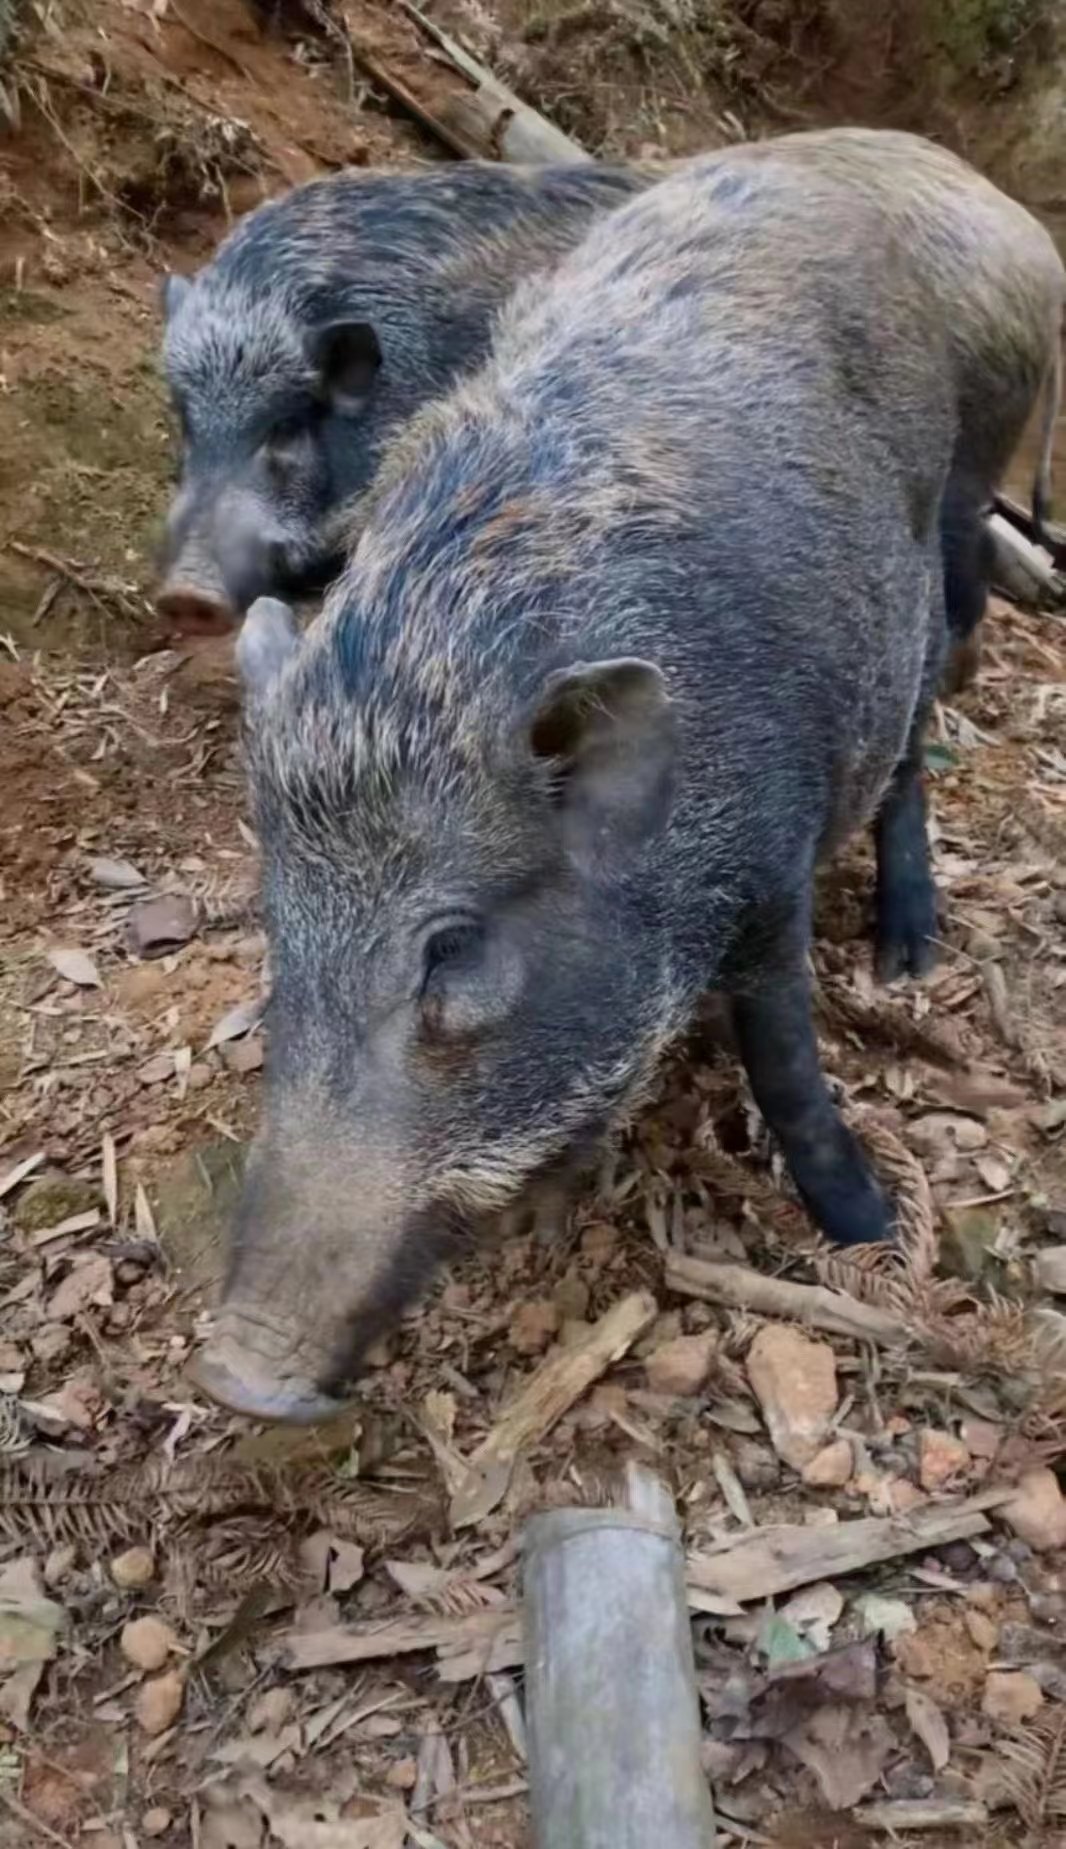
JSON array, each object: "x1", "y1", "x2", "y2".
[{"x1": 523, "y1": 1463, "x2": 716, "y2": 1849}]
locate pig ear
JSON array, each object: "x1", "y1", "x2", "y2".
[
  {"x1": 310, "y1": 321, "x2": 383, "y2": 414},
  {"x1": 160, "y1": 272, "x2": 192, "y2": 321},
  {"x1": 528, "y1": 657, "x2": 675, "y2": 863},
  {"x1": 237, "y1": 597, "x2": 299, "y2": 700}
]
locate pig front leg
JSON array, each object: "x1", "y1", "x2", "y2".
[{"x1": 729, "y1": 932, "x2": 892, "y2": 1246}]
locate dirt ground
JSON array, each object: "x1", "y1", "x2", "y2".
[{"x1": 1, "y1": 2, "x2": 1066, "y2": 1846}]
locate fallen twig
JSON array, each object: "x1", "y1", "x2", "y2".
[
  {"x1": 854, "y1": 1798, "x2": 989, "y2": 1831},
  {"x1": 664, "y1": 1253, "x2": 907, "y2": 1347}
]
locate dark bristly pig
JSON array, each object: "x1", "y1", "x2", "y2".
[
  {"x1": 189, "y1": 150, "x2": 958, "y2": 1423},
  {"x1": 156, "y1": 161, "x2": 652, "y2": 631},
  {"x1": 157, "y1": 133, "x2": 1062, "y2": 711}
]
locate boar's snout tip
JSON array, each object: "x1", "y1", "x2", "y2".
[
  {"x1": 188, "y1": 1344, "x2": 351, "y2": 1426},
  {"x1": 155, "y1": 582, "x2": 238, "y2": 636}
]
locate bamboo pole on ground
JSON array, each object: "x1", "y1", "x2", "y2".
[{"x1": 522, "y1": 1463, "x2": 715, "y2": 1849}]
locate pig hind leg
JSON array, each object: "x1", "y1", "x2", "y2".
[
  {"x1": 939, "y1": 468, "x2": 995, "y2": 696},
  {"x1": 873, "y1": 708, "x2": 940, "y2": 984},
  {"x1": 729, "y1": 903, "x2": 893, "y2": 1246}
]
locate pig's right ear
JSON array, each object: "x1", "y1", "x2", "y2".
[
  {"x1": 310, "y1": 321, "x2": 383, "y2": 415},
  {"x1": 529, "y1": 657, "x2": 675, "y2": 867},
  {"x1": 237, "y1": 598, "x2": 299, "y2": 700},
  {"x1": 160, "y1": 272, "x2": 192, "y2": 321}
]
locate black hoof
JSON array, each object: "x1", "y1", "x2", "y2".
[
  {"x1": 875, "y1": 876, "x2": 939, "y2": 984},
  {"x1": 803, "y1": 1168, "x2": 895, "y2": 1247}
]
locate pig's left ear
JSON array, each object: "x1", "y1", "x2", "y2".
[
  {"x1": 237, "y1": 598, "x2": 299, "y2": 700},
  {"x1": 529, "y1": 657, "x2": 675, "y2": 865},
  {"x1": 310, "y1": 321, "x2": 383, "y2": 414}
]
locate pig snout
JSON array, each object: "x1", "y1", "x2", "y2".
[
  {"x1": 155, "y1": 533, "x2": 237, "y2": 633},
  {"x1": 190, "y1": 1307, "x2": 352, "y2": 1425}
]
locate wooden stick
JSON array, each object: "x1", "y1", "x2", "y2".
[
  {"x1": 685, "y1": 1488, "x2": 1011, "y2": 1603},
  {"x1": 287, "y1": 1607, "x2": 521, "y2": 1672},
  {"x1": 523, "y1": 1464, "x2": 716, "y2": 1848},
  {"x1": 401, "y1": 1, "x2": 592, "y2": 164},
  {"x1": 450, "y1": 1290, "x2": 658, "y2": 1527},
  {"x1": 335, "y1": 0, "x2": 590, "y2": 167},
  {"x1": 854, "y1": 1799, "x2": 988, "y2": 1831},
  {"x1": 664, "y1": 1252, "x2": 907, "y2": 1347},
  {"x1": 986, "y1": 512, "x2": 1064, "y2": 608}
]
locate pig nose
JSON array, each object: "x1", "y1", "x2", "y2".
[
  {"x1": 155, "y1": 583, "x2": 238, "y2": 635},
  {"x1": 188, "y1": 1343, "x2": 351, "y2": 1425}
]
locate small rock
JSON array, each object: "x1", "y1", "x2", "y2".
[
  {"x1": 135, "y1": 1669, "x2": 184, "y2": 1736},
  {"x1": 887, "y1": 1478, "x2": 926, "y2": 1516},
  {"x1": 142, "y1": 1810, "x2": 172, "y2": 1840},
  {"x1": 747, "y1": 1326, "x2": 837, "y2": 1469},
  {"x1": 1035, "y1": 1246, "x2": 1066, "y2": 1294},
  {"x1": 982, "y1": 1670, "x2": 1044, "y2": 1726},
  {"x1": 580, "y1": 1222, "x2": 617, "y2": 1265},
  {"x1": 111, "y1": 1546, "x2": 156, "y2": 1590},
  {"x1": 732, "y1": 1438, "x2": 780, "y2": 1491},
  {"x1": 186, "y1": 1061, "x2": 214, "y2": 1092},
  {"x1": 553, "y1": 1272, "x2": 590, "y2": 1322},
  {"x1": 587, "y1": 1382, "x2": 628, "y2": 1422},
  {"x1": 248, "y1": 1687, "x2": 295, "y2": 1734},
  {"x1": 138, "y1": 1052, "x2": 175, "y2": 1087},
  {"x1": 13, "y1": 1174, "x2": 100, "y2": 1234},
  {"x1": 960, "y1": 1417, "x2": 1002, "y2": 1460},
  {"x1": 919, "y1": 1428, "x2": 970, "y2": 1492},
  {"x1": 965, "y1": 1609, "x2": 999, "y2": 1652},
  {"x1": 127, "y1": 894, "x2": 198, "y2": 958},
  {"x1": 1002, "y1": 1469, "x2": 1066, "y2": 1553},
  {"x1": 120, "y1": 1616, "x2": 175, "y2": 1672},
  {"x1": 220, "y1": 1036, "x2": 264, "y2": 1076},
  {"x1": 801, "y1": 1438, "x2": 853, "y2": 1489},
  {"x1": 43, "y1": 1544, "x2": 77, "y2": 1589},
  {"x1": 509, "y1": 1300, "x2": 560, "y2": 1355},
  {"x1": 644, "y1": 1330, "x2": 717, "y2": 1397}
]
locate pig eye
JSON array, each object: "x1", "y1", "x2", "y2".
[
  {"x1": 267, "y1": 413, "x2": 311, "y2": 451},
  {"x1": 422, "y1": 919, "x2": 484, "y2": 984}
]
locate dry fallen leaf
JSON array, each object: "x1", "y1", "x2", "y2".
[
  {"x1": 0, "y1": 1557, "x2": 66, "y2": 1666},
  {"x1": 206, "y1": 996, "x2": 264, "y2": 1051},
  {"x1": 784, "y1": 1702, "x2": 894, "y2": 1810},
  {"x1": 46, "y1": 1253, "x2": 113, "y2": 1321},
  {"x1": 238, "y1": 1776, "x2": 406, "y2": 1849},
  {"x1": 90, "y1": 856, "x2": 146, "y2": 890},
  {"x1": 47, "y1": 945, "x2": 102, "y2": 988},
  {"x1": 906, "y1": 1683, "x2": 951, "y2": 1771}
]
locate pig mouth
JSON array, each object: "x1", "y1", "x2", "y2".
[{"x1": 188, "y1": 1309, "x2": 353, "y2": 1425}]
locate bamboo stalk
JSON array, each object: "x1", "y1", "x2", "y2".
[{"x1": 523, "y1": 1463, "x2": 716, "y2": 1849}]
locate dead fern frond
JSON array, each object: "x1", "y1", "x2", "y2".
[
  {"x1": 915, "y1": 1294, "x2": 1036, "y2": 1376},
  {"x1": 691, "y1": 1145, "x2": 808, "y2": 1244},
  {"x1": 816, "y1": 978, "x2": 965, "y2": 1071},
  {"x1": 0, "y1": 1454, "x2": 441, "y2": 1559},
  {"x1": 994, "y1": 1707, "x2": 1066, "y2": 1828},
  {"x1": 862, "y1": 1120, "x2": 939, "y2": 1285},
  {"x1": 814, "y1": 1242, "x2": 914, "y2": 1312}
]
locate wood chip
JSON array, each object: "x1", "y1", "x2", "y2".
[
  {"x1": 449, "y1": 1290, "x2": 657, "y2": 1527},
  {"x1": 102, "y1": 1132, "x2": 117, "y2": 1229},
  {"x1": 0, "y1": 1154, "x2": 44, "y2": 1201}
]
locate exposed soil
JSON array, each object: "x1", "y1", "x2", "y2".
[{"x1": 1, "y1": 3, "x2": 1066, "y2": 1847}]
